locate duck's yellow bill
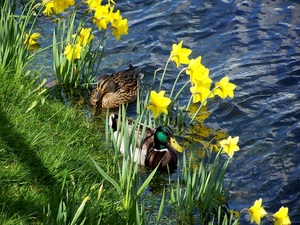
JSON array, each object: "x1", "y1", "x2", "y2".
[{"x1": 170, "y1": 137, "x2": 183, "y2": 153}]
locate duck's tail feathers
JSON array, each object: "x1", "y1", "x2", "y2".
[
  {"x1": 109, "y1": 113, "x2": 119, "y2": 131},
  {"x1": 128, "y1": 64, "x2": 144, "y2": 79}
]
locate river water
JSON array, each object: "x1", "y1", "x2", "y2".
[
  {"x1": 36, "y1": 0, "x2": 300, "y2": 223},
  {"x1": 103, "y1": 0, "x2": 300, "y2": 222}
]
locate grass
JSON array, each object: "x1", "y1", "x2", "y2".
[
  {"x1": 0, "y1": 1, "x2": 150, "y2": 223},
  {"x1": 0, "y1": 1, "x2": 116, "y2": 222},
  {"x1": 0, "y1": 68, "x2": 116, "y2": 224},
  {"x1": 0, "y1": 62, "x2": 166, "y2": 225}
]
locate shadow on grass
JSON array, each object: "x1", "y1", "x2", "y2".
[{"x1": 0, "y1": 109, "x2": 58, "y2": 220}]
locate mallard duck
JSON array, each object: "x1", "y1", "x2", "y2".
[
  {"x1": 109, "y1": 113, "x2": 183, "y2": 172},
  {"x1": 90, "y1": 65, "x2": 141, "y2": 108}
]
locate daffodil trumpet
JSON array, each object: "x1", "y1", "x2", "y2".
[
  {"x1": 189, "y1": 86, "x2": 217, "y2": 124},
  {"x1": 146, "y1": 90, "x2": 171, "y2": 119}
]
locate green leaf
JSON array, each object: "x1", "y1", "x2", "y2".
[
  {"x1": 26, "y1": 100, "x2": 37, "y2": 113},
  {"x1": 136, "y1": 163, "x2": 158, "y2": 197},
  {"x1": 35, "y1": 78, "x2": 47, "y2": 91},
  {"x1": 91, "y1": 157, "x2": 122, "y2": 194},
  {"x1": 156, "y1": 188, "x2": 165, "y2": 223},
  {"x1": 41, "y1": 97, "x2": 46, "y2": 105},
  {"x1": 38, "y1": 88, "x2": 47, "y2": 96},
  {"x1": 70, "y1": 196, "x2": 90, "y2": 225}
]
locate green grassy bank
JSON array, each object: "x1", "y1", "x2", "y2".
[{"x1": 0, "y1": 70, "x2": 120, "y2": 224}]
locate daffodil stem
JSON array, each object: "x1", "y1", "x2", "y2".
[
  {"x1": 159, "y1": 56, "x2": 172, "y2": 90},
  {"x1": 172, "y1": 80, "x2": 190, "y2": 104},
  {"x1": 163, "y1": 80, "x2": 190, "y2": 124},
  {"x1": 170, "y1": 67, "x2": 187, "y2": 99},
  {"x1": 189, "y1": 86, "x2": 218, "y2": 125},
  {"x1": 151, "y1": 68, "x2": 162, "y2": 91}
]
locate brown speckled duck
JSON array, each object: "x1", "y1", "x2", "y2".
[{"x1": 90, "y1": 65, "x2": 141, "y2": 108}]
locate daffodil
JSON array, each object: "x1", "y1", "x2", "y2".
[
  {"x1": 85, "y1": 0, "x2": 102, "y2": 11},
  {"x1": 42, "y1": 0, "x2": 54, "y2": 16},
  {"x1": 53, "y1": 0, "x2": 75, "y2": 13},
  {"x1": 111, "y1": 18, "x2": 128, "y2": 40},
  {"x1": 186, "y1": 56, "x2": 210, "y2": 84},
  {"x1": 248, "y1": 198, "x2": 267, "y2": 224},
  {"x1": 190, "y1": 80, "x2": 212, "y2": 105},
  {"x1": 93, "y1": 4, "x2": 111, "y2": 30},
  {"x1": 109, "y1": 8, "x2": 122, "y2": 21},
  {"x1": 273, "y1": 206, "x2": 291, "y2": 225},
  {"x1": 64, "y1": 44, "x2": 82, "y2": 61},
  {"x1": 24, "y1": 33, "x2": 41, "y2": 50},
  {"x1": 220, "y1": 136, "x2": 240, "y2": 158},
  {"x1": 147, "y1": 90, "x2": 171, "y2": 119},
  {"x1": 213, "y1": 76, "x2": 236, "y2": 99},
  {"x1": 72, "y1": 28, "x2": 94, "y2": 46},
  {"x1": 170, "y1": 41, "x2": 192, "y2": 67}
]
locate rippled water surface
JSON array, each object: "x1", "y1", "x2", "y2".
[
  {"x1": 38, "y1": 0, "x2": 300, "y2": 223},
  {"x1": 105, "y1": 0, "x2": 300, "y2": 222}
]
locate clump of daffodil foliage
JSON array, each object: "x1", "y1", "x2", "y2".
[
  {"x1": 113, "y1": 40, "x2": 242, "y2": 223},
  {"x1": 43, "y1": 0, "x2": 128, "y2": 88},
  {"x1": 25, "y1": 0, "x2": 128, "y2": 88},
  {"x1": 145, "y1": 40, "x2": 238, "y2": 156},
  {"x1": 146, "y1": 41, "x2": 236, "y2": 122}
]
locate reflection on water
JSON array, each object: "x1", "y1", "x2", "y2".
[
  {"x1": 36, "y1": 0, "x2": 300, "y2": 222},
  {"x1": 184, "y1": 104, "x2": 229, "y2": 160}
]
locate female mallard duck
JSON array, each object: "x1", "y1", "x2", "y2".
[
  {"x1": 90, "y1": 65, "x2": 141, "y2": 108},
  {"x1": 109, "y1": 113, "x2": 183, "y2": 172}
]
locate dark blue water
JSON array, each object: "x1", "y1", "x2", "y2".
[
  {"x1": 103, "y1": 0, "x2": 300, "y2": 223},
  {"x1": 36, "y1": 0, "x2": 300, "y2": 223}
]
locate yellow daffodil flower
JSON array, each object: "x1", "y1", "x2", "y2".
[
  {"x1": 170, "y1": 41, "x2": 192, "y2": 67},
  {"x1": 109, "y1": 8, "x2": 122, "y2": 21},
  {"x1": 72, "y1": 28, "x2": 94, "y2": 46},
  {"x1": 53, "y1": 0, "x2": 75, "y2": 14},
  {"x1": 24, "y1": 33, "x2": 41, "y2": 50},
  {"x1": 85, "y1": 0, "x2": 102, "y2": 11},
  {"x1": 147, "y1": 90, "x2": 171, "y2": 119},
  {"x1": 186, "y1": 56, "x2": 210, "y2": 84},
  {"x1": 190, "y1": 80, "x2": 212, "y2": 105},
  {"x1": 111, "y1": 18, "x2": 128, "y2": 40},
  {"x1": 64, "y1": 44, "x2": 82, "y2": 61},
  {"x1": 213, "y1": 76, "x2": 236, "y2": 99},
  {"x1": 93, "y1": 4, "x2": 111, "y2": 30},
  {"x1": 273, "y1": 206, "x2": 291, "y2": 225},
  {"x1": 42, "y1": 0, "x2": 54, "y2": 16},
  {"x1": 248, "y1": 198, "x2": 267, "y2": 225},
  {"x1": 190, "y1": 86, "x2": 211, "y2": 105},
  {"x1": 220, "y1": 136, "x2": 240, "y2": 158}
]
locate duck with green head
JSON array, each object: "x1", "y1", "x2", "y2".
[{"x1": 109, "y1": 113, "x2": 183, "y2": 172}]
